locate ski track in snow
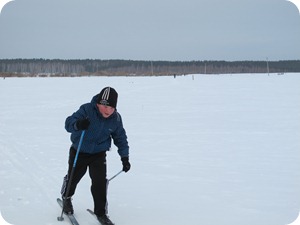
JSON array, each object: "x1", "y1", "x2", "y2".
[{"x1": 0, "y1": 74, "x2": 300, "y2": 225}]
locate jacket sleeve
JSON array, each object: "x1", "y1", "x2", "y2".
[
  {"x1": 65, "y1": 104, "x2": 88, "y2": 133},
  {"x1": 112, "y1": 114, "x2": 129, "y2": 158}
]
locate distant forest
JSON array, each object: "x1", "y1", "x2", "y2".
[{"x1": 0, "y1": 59, "x2": 300, "y2": 77}]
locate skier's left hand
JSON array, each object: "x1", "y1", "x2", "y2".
[{"x1": 121, "y1": 157, "x2": 131, "y2": 172}]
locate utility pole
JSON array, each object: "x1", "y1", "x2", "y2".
[{"x1": 266, "y1": 57, "x2": 269, "y2": 76}]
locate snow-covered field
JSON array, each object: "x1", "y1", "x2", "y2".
[{"x1": 0, "y1": 73, "x2": 300, "y2": 225}]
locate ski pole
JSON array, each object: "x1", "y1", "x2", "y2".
[
  {"x1": 108, "y1": 170, "x2": 123, "y2": 182},
  {"x1": 58, "y1": 130, "x2": 85, "y2": 222}
]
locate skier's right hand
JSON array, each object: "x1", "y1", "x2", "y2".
[{"x1": 75, "y1": 118, "x2": 90, "y2": 130}]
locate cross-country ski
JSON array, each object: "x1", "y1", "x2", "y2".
[
  {"x1": 87, "y1": 209, "x2": 115, "y2": 225},
  {"x1": 57, "y1": 198, "x2": 80, "y2": 225}
]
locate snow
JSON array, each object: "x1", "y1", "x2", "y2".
[{"x1": 0, "y1": 73, "x2": 300, "y2": 225}]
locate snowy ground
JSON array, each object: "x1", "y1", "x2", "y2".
[{"x1": 0, "y1": 73, "x2": 300, "y2": 225}]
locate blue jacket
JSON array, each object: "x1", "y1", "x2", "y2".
[{"x1": 65, "y1": 94, "x2": 129, "y2": 158}]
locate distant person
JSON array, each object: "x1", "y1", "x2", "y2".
[{"x1": 61, "y1": 87, "x2": 131, "y2": 225}]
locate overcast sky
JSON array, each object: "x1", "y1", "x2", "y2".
[{"x1": 0, "y1": 0, "x2": 300, "y2": 61}]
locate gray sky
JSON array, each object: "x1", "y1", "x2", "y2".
[{"x1": 0, "y1": 0, "x2": 300, "y2": 61}]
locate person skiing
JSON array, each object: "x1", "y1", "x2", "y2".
[{"x1": 60, "y1": 87, "x2": 130, "y2": 225}]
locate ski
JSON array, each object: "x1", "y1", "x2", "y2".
[
  {"x1": 57, "y1": 198, "x2": 80, "y2": 225},
  {"x1": 87, "y1": 208, "x2": 95, "y2": 216},
  {"x1": 87, "y1": 209, "x2": 99, "y2": 224},
  {"x1": 87, "y1": 209, "x2": 115, "y2": 225}
]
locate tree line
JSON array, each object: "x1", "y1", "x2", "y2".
[{"x1": 0, "y1": 59, "x2": 300, "y2": 77}]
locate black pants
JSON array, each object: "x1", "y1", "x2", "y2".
[{"x1": 61, "y1": 147, "x2": 108, "y2": 216}]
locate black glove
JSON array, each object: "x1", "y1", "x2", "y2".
[
  {"x1": 76, "y1": 118, "x2": 90, "y2": 130},
  {"x1": 121, "y1": 157, "x2": 131, "y2": 172}
]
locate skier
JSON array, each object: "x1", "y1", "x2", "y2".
[{"x1": 61, "y1": 87, "x2": 131, "y2": 225}]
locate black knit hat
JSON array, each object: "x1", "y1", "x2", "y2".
[{"x1": 97, "y1": 87, "x2": 118, "y2": 108}]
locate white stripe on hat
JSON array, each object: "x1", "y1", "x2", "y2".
[{"x1": 102, "y1": 87, "x2": 110, "y2": 100}]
